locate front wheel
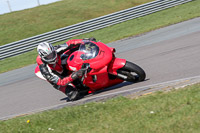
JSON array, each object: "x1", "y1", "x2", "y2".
[{"x1": 117, "y1": 61, "x2": 146, "y2": 82}]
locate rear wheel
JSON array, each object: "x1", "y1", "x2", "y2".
[{"x1": 117, "y1": 61, "x2": 146, "y2": 82}]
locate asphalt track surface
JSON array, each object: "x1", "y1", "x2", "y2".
[{"x1": 0, "y1": 17, "x2": 200, "y2": 120}]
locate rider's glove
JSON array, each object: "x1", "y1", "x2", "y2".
[
  {"x1": 71, "y1": 69, "x2": 85, "y2": 80},
  {"x1": 39, "y1": 64, "x2": 59, "y2": 84},
  {"x1": 55, "y1": 43, "x2": 68, "y2": 53}
]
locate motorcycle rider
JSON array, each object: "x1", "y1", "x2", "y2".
[{"x1": 36, "y1": 38, "x2": 96, "y2": 100}]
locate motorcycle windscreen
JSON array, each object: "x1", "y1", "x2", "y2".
[{"x1": 79, "y1": 42, "x2": 99, "y2": 60}]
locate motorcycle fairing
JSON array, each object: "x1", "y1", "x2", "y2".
[
  {"x1": 108, "y1": 57, "x2": 126, "y2": 75},
  {"x1": 67, "y1": 41, "x2": 113, "y2": 71},
  {"x1": 83, "y1": 66, "x2": 110, "y2": 91},
  {"x1": 83, "y1": 42, "x2": 113, "y2": 70}
]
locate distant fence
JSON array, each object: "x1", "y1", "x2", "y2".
[{"x1": 0, "y1": 0, "x2": 193, "y2": 60}]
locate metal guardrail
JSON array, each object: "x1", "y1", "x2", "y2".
[{"x1": 0, "y1": 0, "x2": 193, "y2": 60}]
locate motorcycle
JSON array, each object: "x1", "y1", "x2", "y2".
[{"x1": 35, "y1": 40, "x2": 146, "y2": 100}]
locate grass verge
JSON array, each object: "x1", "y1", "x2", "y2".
[
  {"x1": 0, "y1": 0, "x2": 153, "y2": 45},
  {"x1": 1, "y1": 83, "x2": 200, "y2": 132},
  {"x1": 1, "y1": 0, "x2": 200, "y2": 73}
]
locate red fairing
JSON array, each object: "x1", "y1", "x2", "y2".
[
  {"x1": 67, "y1": 51, "x2": 84, "y2": 71},
  {"x1": 83, "y1": 66, "x2": 123, "y2": 92},
  {"x1": 66, "y1": 39, "x2": 83, "y2": 46},
  {"x1": 83, "y1": 66, "x2": 109, "y2": 91},
  {"x1": 84, "y1": 42, "x2": 113, "y2": 70},
  {"x1": 109, "y1": 47, "x2": 116, "y2": 53},
  {"x1": 35, "y1": 40, "x2": 134, "y2": 96},
  {"x1": 67, "y1": 41, "x2": 113, "y2": 71},
  {"x1": 65, "y1": 41, "x2": 126, "y2": 92},
  {"x1": 108, "y1": 57, "x2": 126, "y2": 75}
]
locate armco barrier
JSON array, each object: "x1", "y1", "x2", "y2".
[{"x1": 0, "y1": 0, "x2": 193, "y2": 60}]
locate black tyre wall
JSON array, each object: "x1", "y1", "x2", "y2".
[{"x1": 120, "y1": 61, "x2": 146, "y2": 82}]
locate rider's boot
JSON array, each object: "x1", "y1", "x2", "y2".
[
  {"x1": 65, "y1": 84, "x2": 80, "y2": 101},
  {"x1": 57, "y1": 84, "x2": 79, "y2": 101}
]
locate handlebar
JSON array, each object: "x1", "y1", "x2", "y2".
[{"x1": 80, "y1": 63, "x2": 91, "y2": 82}]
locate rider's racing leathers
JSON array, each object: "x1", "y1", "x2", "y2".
[{"x1": 36, "y1": 39, "x2": 84, "y2": 94}]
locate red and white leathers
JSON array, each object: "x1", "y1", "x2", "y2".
[{"x1": 36, "y1": 39, "x2": 83, "y2": 94}]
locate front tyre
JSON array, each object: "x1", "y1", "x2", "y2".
[{"x1": 117, "y1": 61, "x2": 146, "y2": 82}]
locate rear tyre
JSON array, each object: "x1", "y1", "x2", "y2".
[{"x1": 117, "y1": 61, "x2": 146, "y2": 82}]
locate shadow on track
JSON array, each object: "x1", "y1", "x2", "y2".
[{"x1": 60, "y1": 79, "x2": 149, "y2": 102}]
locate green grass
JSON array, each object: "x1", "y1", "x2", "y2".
[
  {"x1": 1, "y1": 0, "x2": 200, "y2": 73},
  {"x1": 1, "y1": 83, "x2": 200, "y2": 132},
  {"x1": 0, "y1": 0, "x2": 153, "y2": 45}
]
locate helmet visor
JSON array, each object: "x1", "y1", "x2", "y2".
[{"x1": 44, "y1": 51, "x2": 57, "y2": 61}]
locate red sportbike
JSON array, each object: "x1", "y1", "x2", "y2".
[{"x1": 35, "y1": 41, "x2": 146, "y2": 100}]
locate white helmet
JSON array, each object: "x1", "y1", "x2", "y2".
[{"x1": 37, "y1": 42, "x2": 57, "y2": 64}]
